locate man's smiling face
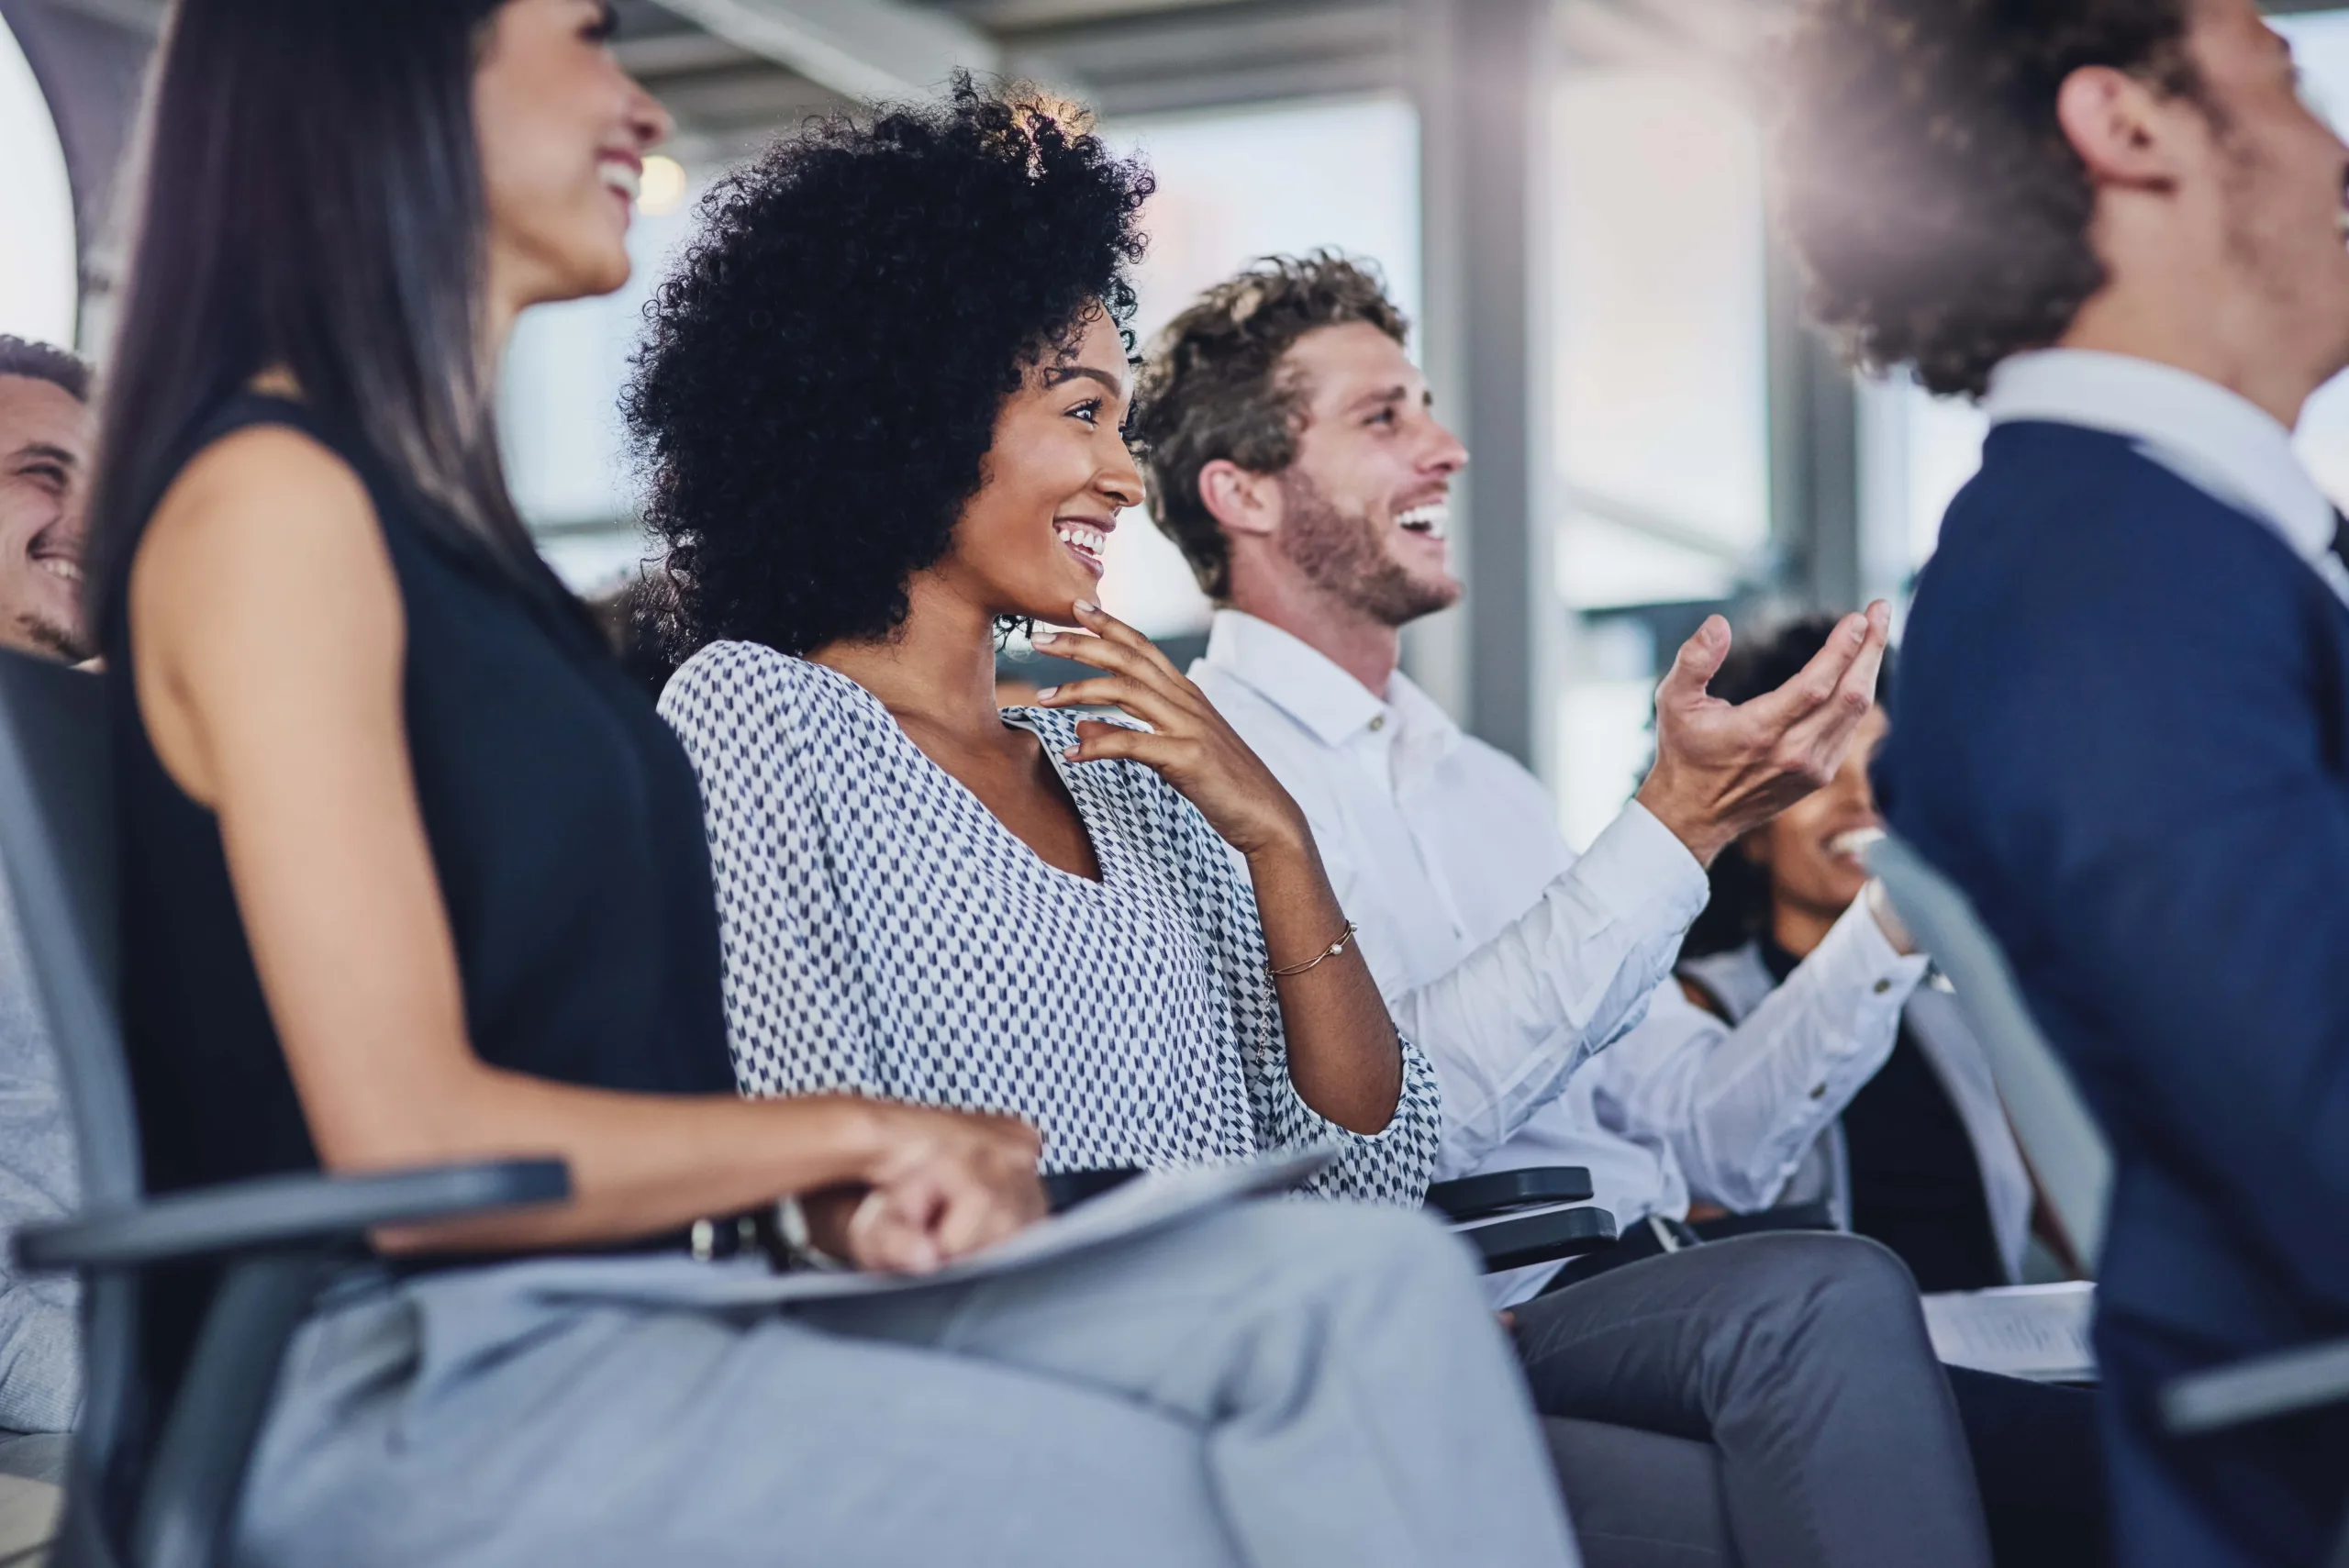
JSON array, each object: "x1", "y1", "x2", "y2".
[
  {"x1": 1272, "y1": 321, "x2": 1468, "y2": 628},
  {"x1": 0, "y1": 373, "x2": 92, "y2": 662}
]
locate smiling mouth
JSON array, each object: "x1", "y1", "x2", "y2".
[
  {"x1": 30, "y1": 555, "x2": 81, "y2": 586},
  {"x1": 599, "y1": 159, "x2": 642, "y2": 206},
  {"x1": 1826, "y1": 827, "x2": 1884, "y2": 867},
  {"x1": 1397, "y1": 501, "x2": 1450, "y2": 540},
  {"x1": 1055, "y1": 520, "x2": 1108, "y2": 576}
]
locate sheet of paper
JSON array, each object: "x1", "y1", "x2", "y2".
[
  {"x1": 1921, "y1": 1282, "x2": 2098, "y2": 1383},
  {"x1": 490, "y1": 1148, "x2": 1337, "y2": 1310}
]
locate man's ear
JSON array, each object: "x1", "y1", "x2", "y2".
[
  {"x1": 1197, "y1": 459, "x2": 1282, "y2": 541},
  {"x1": 2056, "y1": 63, "x2": 2189, "y2": 189}
]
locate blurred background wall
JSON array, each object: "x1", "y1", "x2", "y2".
[{"x1": 6, "y1": 0, "x2": 2347, "y2": 848}]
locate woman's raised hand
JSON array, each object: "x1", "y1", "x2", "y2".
[{"x1": 1032, "y1": 603, "x2": 1311, "y2": 861}]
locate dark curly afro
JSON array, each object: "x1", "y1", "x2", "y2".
[
  {"x1": 627, "y1": 77, "x2": 1153, "y2": 658},
  {"x1": 1768, "y1": 0, "x2": 2199, "y2": 398}
]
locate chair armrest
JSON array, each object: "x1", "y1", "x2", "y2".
[
  {"x1": 1428, "y1": 1167, "x2": 1596, "y2": 1222},
  {"x1": 2163, "y1": 1337, "x2": 2349, "y2": 1437},
  {"x1": 1453, "y1": 1204, "x2": 1618, "y2": 1273},
  {"x1": 13, "y1": 1159, "x2": 570, "y2": 1273},
  {"x1": 1042, "y1": 1167, "x2": 1144, "y2": 1213}
]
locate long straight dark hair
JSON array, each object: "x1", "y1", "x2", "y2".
[{"x1": 85, "y1": 0, "x2": 558, "y2": 624}]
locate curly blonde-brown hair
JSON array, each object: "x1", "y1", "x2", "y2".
[
  {"x1": 1768, "y1": 0, "x2": 2202, "y2": 398},
  {"x1": 1131, "y1": 251, "x2": 1408, "y2": 600}
]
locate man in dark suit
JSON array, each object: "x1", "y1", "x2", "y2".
[{"x1": 1773, "y1": 1, "x2": 2349, "y2": 1563}]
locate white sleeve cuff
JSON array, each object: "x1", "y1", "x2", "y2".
[
  {"x1": 1806, "y1": 895, "x2": 1932, "y2": 1028},
  {"x1": 1571, "y1": 801, "x2": 1711, "y2": 949}
]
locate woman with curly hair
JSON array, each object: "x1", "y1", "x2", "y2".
[
  {"x1": 633, "y1": 80, "x2": 1580, "y2": 1565},
  {"x1": 638, "y1": 82, "x2": 1443, "y2": 1206}
]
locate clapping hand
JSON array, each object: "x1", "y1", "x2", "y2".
[{"x1": 1635, "y1": 604, "x2": 1893, "y2": 867}]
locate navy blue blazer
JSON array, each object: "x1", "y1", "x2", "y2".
[{"x1": 1882, "y1": 421, "x2": 2349, "y2": 1568}]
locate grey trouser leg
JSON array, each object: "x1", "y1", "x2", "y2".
[
  {"x1": 1510, "y1": 1231, "x2": 1992, "y2": 1568},
  {"x1": 239, "y1": 1264, "x2": 1241, "y2": 1568},
  {"x1": 1543, "y1": 1418, "x2": 1737, "y2": 1568},
  {"x1": 799, "y1": 1201, "x2": 1583, "y2": 1568}
]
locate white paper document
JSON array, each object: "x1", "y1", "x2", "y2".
[
  {"x1": 492, "y1": 1149, "x2": 1337, "y2": 1311},
  {"x1": 1921, "y1": 1282, "x2": 2098, "y2": 1383}
]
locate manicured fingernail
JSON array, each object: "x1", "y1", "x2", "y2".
[
  {"x1": 1035, "y1": 685, "x2": 1059, "y2": 701},
  {"x1": 1074, "y1": 600, "x2": 1099, "y2": 615},
  {"x1": 1033, "y1": 631, "x2": 1059, "y2": 645},
  {"x1": 1063, "y1": 744, "x2": 1081, "y2": 759}
]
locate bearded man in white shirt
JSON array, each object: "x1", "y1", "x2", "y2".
[
  {"x1": 1131, "y1": 254, "x2": 2103, "y2": 1567},
  {"x1": 0, "y1": 336, "x2": 92, "y2": 1459}
]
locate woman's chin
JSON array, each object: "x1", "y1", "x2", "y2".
[{"x1": 1024, "y1": 585, "x2": 1099, "y2": 627}]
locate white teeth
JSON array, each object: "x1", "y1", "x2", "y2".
[
  {"x1": 1829, "y1": 828, "x2": 1884, "y2": 862},
  {"x1": 32, "y1": 557, "x2": 81, "y2": 584},
  {"x1": 1054, "y1": 522, "x2": 1108, "y2": 562},
  {"x1": 1395, "y1": 503, "x2": 1450, "y2": 540},
  {"x1": 599, "y1": 161, "x2": 643, "y2": 202}
]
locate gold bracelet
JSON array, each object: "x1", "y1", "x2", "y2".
[{"x1": 1266, "y1": 919, "x2": 1359, "y2": 977}]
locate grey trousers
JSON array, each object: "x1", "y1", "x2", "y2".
[
  {"x1": 234, "y1": 1202, "x2": 1579, "y2": 1568},
  {"x1": 1512, "y1": 1230, "x2": 1994, "y2": 1568}
]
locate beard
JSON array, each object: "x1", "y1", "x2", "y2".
[
  {"x1": 1275, "y1": 470, "x2": 1461, "y2": 628},
  {"x1": 7, "y1": 594, "x2": 89, "y2": 662},
  {"x1": 10, "y1": 606, "x2": 90, "y2": 663}
]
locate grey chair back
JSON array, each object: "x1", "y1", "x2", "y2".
[
  {"x1": 0, "y1": 648, "x2": 144, "y2": 1562},
  {"x1": 1867, "y1": 834, "x2": 2112, "y2": 1272}
]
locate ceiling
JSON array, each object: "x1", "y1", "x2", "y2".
[{"x1": 11, "y1": 0, "x2": 1760, "y2": 171}]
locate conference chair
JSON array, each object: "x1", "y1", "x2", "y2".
[
  {"x1": 2162, "y1": 1343, "x2": 2349, "y2": 1568},
  {"x1": 1427, "y1": 1168, "x2": 1617, "y2": 1272},
  {"x1": 0, "y1": 647, "x2": 567, "y2": 1568},
  {"x1": 1866, "y1": 834, "x2": 2112, "y2": 1273}
]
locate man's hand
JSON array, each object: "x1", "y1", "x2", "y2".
[{"x1": 1635, "y1": 604, "x2": 1892, "y2": 867}]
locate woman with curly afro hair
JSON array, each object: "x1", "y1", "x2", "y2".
[{"x1": 634, "y1": 81, "x2": 1585, "y2": 1566}]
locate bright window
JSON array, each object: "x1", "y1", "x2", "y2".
[
  {"x1": 0, "y1": 14, "x2": 78, "y2": 347},
  {"x1": 1552, "y1": 67, "x2": 1768, "y2": 613}
]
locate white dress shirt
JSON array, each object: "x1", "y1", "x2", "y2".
[
  {"x1": 1196, "y1": 609, "x2": 1929, "y2": 1302},
  {"x1": 1984, "y1": 348, "x2": 2349, "y2": 606}
]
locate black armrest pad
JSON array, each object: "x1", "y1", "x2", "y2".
[
  {"x1": 1428, "y1": 1167, "x2": 1596, "y2": 1221},
  {"x1": 1453, "y1": 1204, "x2": 1617, "y2": 1273},
  {"x1": 15, "y1": 1158, "x2": 570, "y2": 1272},
  {"x1": 1042, "y1": 1167, "x2": 1144, "y2": 1213},
  {"x1": 2163, "y1": 1337, "x2": 2349, "y2": 1436}
]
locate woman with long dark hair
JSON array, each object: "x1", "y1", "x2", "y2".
[{"x1": 86, "y1": 4, "x2": 1579, "y2": 1564}]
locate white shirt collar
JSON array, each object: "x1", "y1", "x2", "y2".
[
  {"x1": 1982, "y1": 349, "x2": 2340, "y2": 572},
  {"x1": 1200, "y1": 608, "x2": 1458, "y2": 753}
]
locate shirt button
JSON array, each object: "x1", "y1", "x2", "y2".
[
  {"x1": 1809, "y1": 1084, "x2": 1828, "y2": 1100},
  {"x1": 1368, "y1": 715, "x2": 1386, "y2": 732},
  {"x1": 1873, "y1": 979, "x2": 1893, "y2": 995}
]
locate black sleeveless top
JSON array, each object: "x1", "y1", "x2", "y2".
[{"x1": 104, "y1": 395, "x2": 734, "y2": 1202}]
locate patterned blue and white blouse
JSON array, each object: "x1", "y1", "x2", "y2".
[{"x1": 660, "y1": 640, "x2": 1442, "y2": 1205}]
